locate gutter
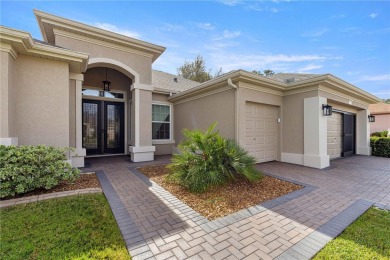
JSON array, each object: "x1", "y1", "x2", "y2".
[{"x1": 228, "y1": 78, "x2": 239, "y2": 90}]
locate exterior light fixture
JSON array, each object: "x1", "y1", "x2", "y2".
[
  {"x1": 322, "y1": 104, "x2": 333, "y2": 116},
  {"x1": 368, "y1": 114, "x2": 375, "y2": 122},
  {"x1": 102, "y1": 68, "x2": 111, "y2": 91}
]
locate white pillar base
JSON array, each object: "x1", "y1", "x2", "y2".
[
  {"x1": 70, "y1": 148, "x2": 86, "y2": 168},
  {"x1": 0, "y1": 137, "x2": 18, "y2": 146},
  {"x1": 281, "y1": 153, "x2": 304, "y2": 165},
  {"x1": 129, "y1": 146, "x2": 155, "y2": 162},
  {"x1": 304, "y1": 154, "x2": 330, "y2": 169},
  {"x1": 356, "y1": 147, "x2": 371, "y2": 156}
]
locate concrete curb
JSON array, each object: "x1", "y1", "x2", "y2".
[{"x1": 0, "y1": 188, "x2": 102, "y2": 208}]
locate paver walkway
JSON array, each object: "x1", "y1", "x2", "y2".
[{"x1": 86, "y1": 155, "x2": 390, "y2": 259}]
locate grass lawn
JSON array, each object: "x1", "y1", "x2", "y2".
[
  {"x1": 314, "y1": 207, "x2": 390, "y2": 260},
  {"x1": 0, "y1": 193, "x2": 130, "y2": 260}
]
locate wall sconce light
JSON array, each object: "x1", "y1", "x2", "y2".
[
  {"x1": 368, "y1": 114, "x2": 375, "y2": 122},
  {"x1": 322, "y1": 104, "x2": 333, "y2": 116},
  {"x1": 102, "y1": 68, "x2": 111, "y2": 91}
]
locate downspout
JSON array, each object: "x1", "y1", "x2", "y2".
[{"x1": 228, "y1": 78, "x2": 240, "y2": 142}]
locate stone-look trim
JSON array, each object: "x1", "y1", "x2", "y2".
[
  {"x1": 95, "y1": 170, "x2": 154, "y2": 260},
  {"x1": 0, "y1": 137, "x2": 18, "y2": 146},
  {"x1": 276, "y1": 199, "x2": 374, "y2": 260},
  {"x1": 281, "y1": 152, "x2": 304, "y2": 165},
  {"x1": 0, "y1": 188, "x2": 102, "y2": 208},
  {"x1": 129, "y1": 167, "x2": 317, "y2": 233}
]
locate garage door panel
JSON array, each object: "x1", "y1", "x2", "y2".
[
  {"x1": 327, "y1": 112, "x2": 343, "y2": 159},
  {"x1": 245, "y1": 102, "x2": 278, "y2": 163}
]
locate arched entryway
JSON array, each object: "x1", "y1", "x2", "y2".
[{"x1": 81, "y1": 59, "x2": 136, "y2": 156}]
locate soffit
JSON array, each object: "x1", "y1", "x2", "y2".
[{"x1": 34, "y1": 10, "x2": 166, "y2": 62}]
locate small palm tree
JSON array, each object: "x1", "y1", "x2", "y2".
[{"x1": 167, "y1": 123, "x2": 262, "y2": 193}]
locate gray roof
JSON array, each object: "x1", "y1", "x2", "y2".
[
  {"x1": 267, "y1": 73, "x2": 325, "y2": 84},
  {"x1": 152, "y1": 70, "x2": 200, "y2": 93}
]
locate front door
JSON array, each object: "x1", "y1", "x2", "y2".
[
  {"x1": 82, "y1": 100, "x2": 124, "y2": 155},
  {"x1": 342, "y1": 114, "x2": 355, "y2": 157}
]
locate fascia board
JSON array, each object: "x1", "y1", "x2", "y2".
[{"x1": 167, "y1": 70, "x2": 242, "y2": 102}]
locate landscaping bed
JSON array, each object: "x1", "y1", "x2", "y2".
[
  {"x1": 138, "y1": 164, "x2": 302, "y2": 220},
  {"x1": 0, "y1": 173, "x2": 101, "y2": 200}
]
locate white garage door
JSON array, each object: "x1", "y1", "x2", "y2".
[
  {"x1": 327, "y1": 112, "x2": 343, "y2": 159},
  {"x1": 244, "y1": 102, "x2": 278, "y2": 163}
]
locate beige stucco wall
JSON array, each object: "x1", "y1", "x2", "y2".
[
  {"x1": 55, "y1": 33, "x2": 152, "y2": 85},
  {"x1": 370, "y1": 114, "x2": 390, "y2": 133},
  {"x1": 0, "y1": 51, "x2": 16, "y2": 138},
  {"x1": 173, "y1": 88, "x2": 236, "y2": 145},
  {"x1": 154, "y1": 144, "x2": 173, "y2": 155},
  {"x1": 84, "y1": 67, "x2": 133, "y2": 91},
  {"x1": 69, "y1": 79, "x2": 76, "y2": 147},
  {"x1": 14, "y1": 55, "x2": 70, "y2": 147},
  {"x1": 282, "y1": 90, "x2": 318, "y2": 154},
  {"x1": 319, "y1": 90, "x2": 367, "y2": 110},
  {"x1": 152, "y1": 93, "x2": 170, "y2": 102},
  {"x1": 327, "y1": 101, "x2": 359, "y2": 114}
]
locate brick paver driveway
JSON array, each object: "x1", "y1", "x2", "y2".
[{"x1": 86, "y1": 155, "x2": 390, "y2": 259}]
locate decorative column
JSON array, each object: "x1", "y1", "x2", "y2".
[
  {"x1": 69, "y1": 73, "x2": 86, "y2": 167},
  {"x1": 0, "y1": 46, "x2": 18, "y2": 146},
  {"x1": 129, "y1": 83, "x2": 155, "y2": 162},
  {"x1": 303, "y1": 96, "x2": 330, "y2": 169},
  {"x1": 356, "y1": 109, "x2": 371, "y2": 155}
]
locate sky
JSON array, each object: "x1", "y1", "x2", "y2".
[{"x1": 1, "y1": 0, "x2": 389, "y2": 98}]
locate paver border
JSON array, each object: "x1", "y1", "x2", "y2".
[
  {"x1": 129, "y1": 166, "x2": 317, "y2": 232},
  {"x1": 95, "y1": 170, "x2": 155, "y2": 259},
  {"x1": 277, "y1": 199, "x2": 374, "y2": 260},
  {"x1": 0, "y1": 188, "x2": 102, "y2": 208}
]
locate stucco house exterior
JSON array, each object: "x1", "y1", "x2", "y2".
[
  {"x1": 368, "y1": 103, "x2": 390, "y2": 134},
  {"x1": 0, "y1": 10, "x2": 381, "y2": 169}
]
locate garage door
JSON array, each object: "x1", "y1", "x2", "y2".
[
  {"x1": 244, "y1": 102, "x2": 278, "y2": 163},
  {"x1": 327, "y1": 112, "x2": 343, "y2": 159}
]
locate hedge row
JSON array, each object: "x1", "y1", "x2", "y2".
[
  {"x1": 0, "y1": 145, "x2": 80, "y2": 198},
  {"x1": 370, "y1": 137, "x2": 390, "y2": 158}
]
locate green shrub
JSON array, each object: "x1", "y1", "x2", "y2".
[
  {"x1": 167, "y1": 123, "x2": 262, "y2": 193},
  {"x1": 370, "y1": 137, "x2": 390, "y2": 158},
  {"x1": 0, "y1": 145, "x2": 80, "y2": 198},
  {"x1": 371, "y1": 130, "x2": 389, "y2": 137}
]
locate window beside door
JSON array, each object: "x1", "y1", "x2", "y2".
[{"x1": 152, "y1": 104, "x2": 171, "y2": 140}]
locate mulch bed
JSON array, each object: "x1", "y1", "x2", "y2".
[
  {"x1": 1, "y1": 173, "x2": 101, "y2": 200},
  {"x1": 138, "y1": 165, "x2": 303, "y2": 220}
]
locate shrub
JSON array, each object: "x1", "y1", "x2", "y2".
[
  {"x1": 370, "y1": 137, "x2": 390, "y2": 158},
  {"x1": 0, "y1": 145, "x2": 80, "y2": 198},
  {"x1": 167, "y1": 123, "x2": 262, "y2": 193},
  {"x1": 371, "y1": 130, "x2": 389, "y2": 137}
]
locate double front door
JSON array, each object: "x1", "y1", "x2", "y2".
[{"x1": 82, "y1": 100, "x2": 125, "y2": 155}]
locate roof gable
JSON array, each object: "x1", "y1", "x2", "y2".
[{"x1": 34, "y1": 10, "x2": 166, "y2": 62}]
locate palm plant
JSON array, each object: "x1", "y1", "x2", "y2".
[{"x1": 167, "y1": 123, "x2": 262, "y2": 193}]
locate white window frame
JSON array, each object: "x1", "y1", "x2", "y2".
[{"x1": 152, "y1": 102, "x2": 174, "y2": 144}]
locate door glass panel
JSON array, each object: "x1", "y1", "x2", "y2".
[
  {"x1": 83, "y1": 103, "x2": 99, "y2": 149},
  {"x1": 106, "y1": 104, "x2": 121, "y2": 149}
]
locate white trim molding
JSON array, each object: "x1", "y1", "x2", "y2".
[
  {"x1": 69, "y1": 73, "x2": 84, "y2": 81},
  {"x1": 281, "y1": 153, "x2": 304, "y2": 165},
  {"x1": 132, "y1": 83, "x2": 154, "y2": 91},
  {"x1": 129, "y1": 145, "x2": 155, "y2": 162},
  {"x1": 0, "y1": 137, "x2": 18, "y2": 146},
  {"x1": 88, "y1": 58, "x2": 139, "y2": 84}
]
